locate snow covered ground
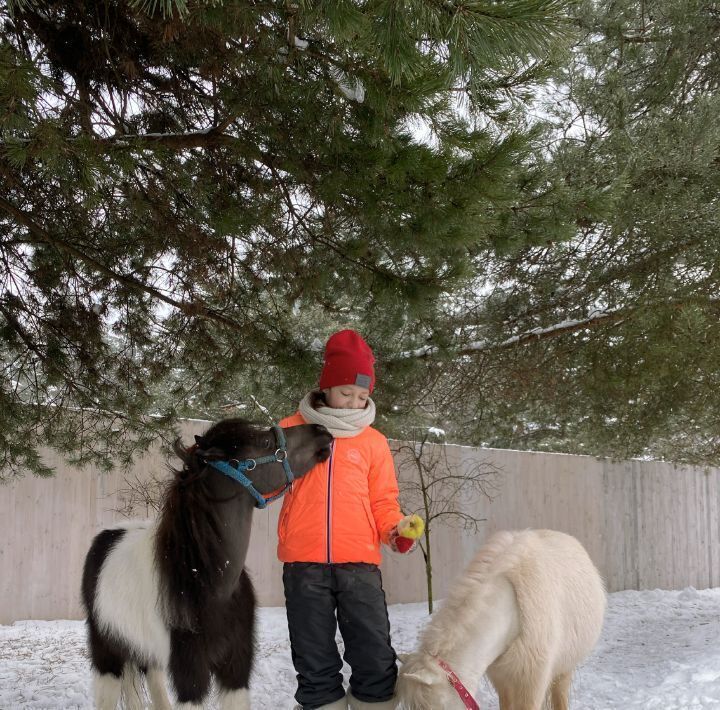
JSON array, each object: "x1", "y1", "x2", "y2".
[{"x1": 2, "y1": 587, "x2": 719, "y2": 709}]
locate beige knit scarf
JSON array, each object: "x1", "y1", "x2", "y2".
[{"x1": 298, "y1": 391, "x2": 376, "y2": 438}]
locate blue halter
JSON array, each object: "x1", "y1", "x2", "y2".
[{"x1": 208, "y1": 425, "x2": 295, "y2": 509}]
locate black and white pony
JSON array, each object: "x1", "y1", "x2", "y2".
[{"x1": 81, "y1": 418, "x2": 333, "y2": 709}]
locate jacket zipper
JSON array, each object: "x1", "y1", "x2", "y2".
[{"x1": 326, "y1": 441, "x2": 335, "y2": 563}]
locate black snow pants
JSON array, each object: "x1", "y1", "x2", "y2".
[{"x1": 283, "y1": 562, "x2": 398, "y2": 709}]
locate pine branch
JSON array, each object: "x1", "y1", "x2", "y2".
[
  {"x1": 400, "y1": 296, "x2": 720, "y2": 360},
  {"x1": 0, "y1": 129, "x2": 277, "y2": 169},
  {"x1": 400, "y1": 306, "x2": 625, "y2": 358},
  {"x1": 0, "y1": 195, "x2": 245, "y2": 333}
]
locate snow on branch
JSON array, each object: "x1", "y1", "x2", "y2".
[
  {"x1": 399, "y1": 307, "x2": 626, "y2": 359},
  {"x1": 330, "y1": 67, "x2": 365, "y2": 103}
]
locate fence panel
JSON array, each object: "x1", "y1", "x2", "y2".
[{"x1": 1, "y1": 424, "x2": 719, "y2": 623}]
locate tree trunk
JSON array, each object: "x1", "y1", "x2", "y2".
[{"x1": 424, "y1": 526, "x2": 433, "y2": 614}]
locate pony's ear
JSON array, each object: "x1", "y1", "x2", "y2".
[
  {"x1": 199, "y1": 445, "x2": 230, "y2": 461},
  {"x1": 193, "y1": 435, "x2": 218, "y2": 458}
]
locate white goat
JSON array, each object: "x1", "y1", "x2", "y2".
[{"x1": 396, "y1": 529, "x2": 606, "y2": 710}]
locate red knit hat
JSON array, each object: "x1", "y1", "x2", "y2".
[{"x1": 319, "y1": 329, "x2": 376, "y2": 393}]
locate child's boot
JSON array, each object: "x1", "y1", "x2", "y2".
[
  {"x1": 294, "y1": 698, "x2": 348, "y2": 710},
  {"x1": 318, "y1": 699, "x2": 350, "y2": 710},
  {"x1": 346, "y1": 691, "x2": 397, "y2": 710}
]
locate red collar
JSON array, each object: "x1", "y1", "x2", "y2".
[{"x1": 436, "y1": 657, "x2": 481, "y2": 710}]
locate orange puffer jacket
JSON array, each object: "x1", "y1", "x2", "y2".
[{"x1": 277, "y1": 412, "x2": 404, "y2": 565}]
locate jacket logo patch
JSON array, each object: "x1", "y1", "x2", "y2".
[{"x1": 347, "y1": 449, "x2": 363, "y2": 464}]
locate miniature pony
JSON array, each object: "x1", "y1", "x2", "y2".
[{"x1": 82, "y1": 418, "x2": 332, "y2": 709}]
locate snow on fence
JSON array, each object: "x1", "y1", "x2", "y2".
[{"x1": 1, "y1": 419, "x2": 719, "y2": 624}]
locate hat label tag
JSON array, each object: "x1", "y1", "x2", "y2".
[{"x1": 355, "y1": 374, "x2": 371, "y2": 388}]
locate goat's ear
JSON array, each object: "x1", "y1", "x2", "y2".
[
  {"x1": 397, "y1": 653, "x2": 410, "y2": 664},
  {"x1": 401, "y1": 668, "x2": 435, "y2": 685}
]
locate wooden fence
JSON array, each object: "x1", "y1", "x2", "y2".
[{"x1": 1, "y1": 419, "x2": 718, "y2": 623}]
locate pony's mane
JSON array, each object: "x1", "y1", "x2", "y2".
[{"x1": 154, "y1": 418, "x2": 261, "y2": 629}]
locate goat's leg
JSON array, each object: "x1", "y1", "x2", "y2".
[
  {"x1": 520, "y1": 673, "x2": 553, "y2": 710},
  {"x1": 496, "y1": 669, "x2": 552, "y2": 710},
  {"x1": 497, "y1": 684, "x2": 514, "y2": 710},
  {"x1": 549, "y1": 672, "x2": 572, "y2": 710}
]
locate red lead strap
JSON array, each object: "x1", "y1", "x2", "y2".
[{"x1": 436, "y1": 658, "x2": 481, "y2": 710}]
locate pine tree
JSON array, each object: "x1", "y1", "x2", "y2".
[
  {"x1": 402, "y1": 0, "x2": 720, "y2": 464},
  {"x1": 0, "y1": 0, "x2": 568, "y2": 476}
]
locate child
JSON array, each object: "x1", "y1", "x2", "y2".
[{"x1": 278, "y1": 329, "x2": 423, "y2": 710}]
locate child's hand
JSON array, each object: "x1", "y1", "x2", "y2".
[{"x1": 392, "y1": 534, "x2": 415, "y2": 553}]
